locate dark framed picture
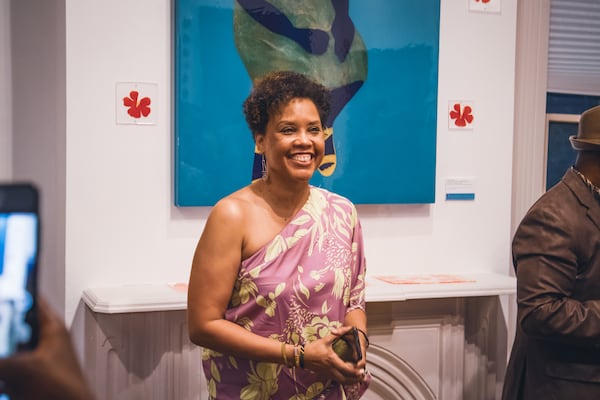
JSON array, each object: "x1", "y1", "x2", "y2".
[{"x1": 545, "y1": 113, "x2": 579, "y2": 190}]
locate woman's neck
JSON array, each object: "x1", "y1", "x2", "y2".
[{"x1": 255, "y1": 179, "x2": 310, "y2": 222}]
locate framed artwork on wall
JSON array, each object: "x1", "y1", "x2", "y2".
[
  {"x1": 545, "y1": 113, "x2": 579, "y2": 190},
  {"x1": 174, "y1": 0, "x2": 440, "y2": 206}
]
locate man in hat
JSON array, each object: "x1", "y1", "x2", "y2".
[{"x1": 502, "y1": 104, "x2": 600, "y2": 399}]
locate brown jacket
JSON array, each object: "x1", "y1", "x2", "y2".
[{"x1": 502, "y1": 168, "x2": 600, "y2": 399}]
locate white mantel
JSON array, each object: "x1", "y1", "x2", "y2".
[
  {"x1": 81, "y1": 272, "x2": 515, "y2": 399},
  {"x1": 82, "y1": 272, "x2": 515, "y2": 314}
]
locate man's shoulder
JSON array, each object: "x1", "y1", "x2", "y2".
[
  {"x1": 526, "y1": 186, "x2": 574, "y2": 217},
  {"x1": 535, "y1": 169, "x2": 594, "y2": 209},
  {"x1": 519, "y1": 174, "x2": 586, "y2": 231},
  {"x1": 531, "y1": 169, "x2": 583, "y2": 205}
]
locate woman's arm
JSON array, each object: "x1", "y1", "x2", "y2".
[{"x1": 187, "y1": 197, "x2": 284, "y2": 364}]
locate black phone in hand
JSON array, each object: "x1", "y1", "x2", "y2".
[
  {"x1": 0, "y1": 183, "x2": 40, "y2": 361},
  {"x1": 332, "y1": 326, "x2": 363, "y2": 363}
]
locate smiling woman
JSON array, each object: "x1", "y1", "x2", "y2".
[
  {"x1": 256, "y1": 97, "x2": 324, "y2": 180},
  {"x1": 186, "y1": 71, "x2": 371, "y2": 399}
]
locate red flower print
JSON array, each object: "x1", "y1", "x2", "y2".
[
  {"x1": 450, "y1": 103, "x2": 474, "y2": 127},
  {"x1": 123, "y1": 90, "x2": 151, "y2": 118},
  {"x1": 474, "y1": 0, "x2": 491, "y2": 3}
]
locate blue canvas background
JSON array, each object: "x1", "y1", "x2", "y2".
[{"x1": 175, "y1": 0, "x2": 440, "y2": 206}]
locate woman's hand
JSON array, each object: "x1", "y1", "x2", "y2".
[{"x1": 302, "y1": 325, "x2": 367, "y2": 385}]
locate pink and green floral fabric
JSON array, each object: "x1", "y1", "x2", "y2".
[{"x1": 202, "y1": 187, "x2": 368, "y2": 399}]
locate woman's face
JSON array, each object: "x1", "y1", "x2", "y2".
[{"x1": 256, "y1": 98, "x2": 325, "y2": 183}]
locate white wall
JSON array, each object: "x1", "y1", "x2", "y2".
[
  {"x1": 11, "y1": 0, "x2": 66, "y2": 314},
  {"x1": 64, "y1": 0, "x2": 193, "y2": 324},
  {"x1": 5, "y1": 0, "x2": 517, "y2": 325},
  {"x1": 361, "y1": 1, "x2": 516, "y2": 278},
  {"x1": 0, "y1": 0, "x2": 11, "y2": 180}
]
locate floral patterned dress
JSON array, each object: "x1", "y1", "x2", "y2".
[{"x1": 202, "y1": 187, "x2": 369, "y2": 399}]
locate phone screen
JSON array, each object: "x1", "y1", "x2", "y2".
[
  {"x1": 0, "y1": 184, "x2": 39, "y2": 400},
  {"x1": 0, "y1": 211, "x2": 38, "y2": 359},
  {"x1": 0, "y1": 184, "x2": 39, "y2": 371}
]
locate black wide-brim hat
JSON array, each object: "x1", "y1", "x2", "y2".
[{"x1": 570, "y1": 104, "x2": 600, "y2": 151}]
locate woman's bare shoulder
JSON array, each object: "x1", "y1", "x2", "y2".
[{"x1": 209, "y1": 186, "x2": 258, "y2": 223}]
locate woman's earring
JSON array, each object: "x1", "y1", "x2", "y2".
[{"x1": 261, "y1": 155, "x2": 268, "y2": 181}]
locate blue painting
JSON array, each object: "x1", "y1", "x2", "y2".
[{"x1": 174, "y1": 0, "x2": 440, "y2": 206}]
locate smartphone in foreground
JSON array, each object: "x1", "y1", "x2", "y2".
[{"x1": 0, "y1": 183, "x2": 39, "y2": 362}]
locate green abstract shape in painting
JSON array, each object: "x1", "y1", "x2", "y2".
[{"x1": 233, "y1": 0, "x2": 368, "y2": 179}]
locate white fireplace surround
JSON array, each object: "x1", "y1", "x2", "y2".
[{"x1": 82, "y1": 272, "x2": 514, "y2": 400}]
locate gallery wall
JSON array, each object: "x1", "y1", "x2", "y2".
[
  {"x1": 6, "y1": 0, "x2": 517, "y2": 325},
  {"x1": 0, "y1": 0, "x2": 11, "y2": 181}
]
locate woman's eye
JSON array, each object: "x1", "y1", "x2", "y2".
[
  {"x1": 281, "y1": 127, "x2": 295, "y2": 134},
  {"x1": 309, "y1": 127, "x2": 322, "y2": 134}
]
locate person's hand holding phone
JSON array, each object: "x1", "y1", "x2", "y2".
[
  {"x1": 330, "y1": 325, "x2": 370, "y2": 388},
  {"x1": 332, "y1": 326, "x2": 364, "y2": 363},
  {"x1": 0, "y1": 298, "x2": 95, "y2": 400}
]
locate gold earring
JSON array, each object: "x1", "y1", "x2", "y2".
[{"x1": 261, "y1": 155, "x2": 268, "y2": 181}]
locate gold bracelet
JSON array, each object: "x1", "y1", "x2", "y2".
[
  {"x1": 299, "y1": 344, "x2": 305, "y2": 369},
  {"x1": 281, "y1": 342, "x2": 290, "y2": 367},
  {"x1": 294, "y1": 344, "x2": 300, "y2": 368}
]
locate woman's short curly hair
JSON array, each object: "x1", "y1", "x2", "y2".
[{"x1": 243, "y1": 70, "x2": 331, "y2": 137}]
